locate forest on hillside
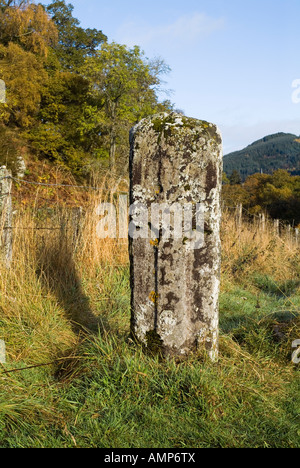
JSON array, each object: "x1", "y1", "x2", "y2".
[
  {"x1": 224, "y1": 133, "x2": 300, "y2": 181},
  {"x1": 0, "y1": 0, "x2": 173, "y2": 176}
]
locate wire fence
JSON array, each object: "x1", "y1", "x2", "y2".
[
  {"x1": 0, "y1": 174, "x2": 129, "y2": 192},
  {"x1": 225, "y1": 202, "x2": 299, "y2": 236},
  {"x1": 0, "y1": 169, "x2": 298, "y2": 267}
]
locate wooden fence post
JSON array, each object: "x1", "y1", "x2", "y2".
[
  {"x1": 274, "y1": 219, "x2": 280, "y2": 236},
  {"x1": 286, "y1": 224, "x2": 291, "y2": 243},
  {"x1": 235, "y1": 203, "x2": 243, "y2": 229},
  {"x1": 259, "y1": 213, "x2": 266, "y2": 233},
  {"x1": 295, "y1": 228, "x2": 299, "y2": 246},
  {"x1": 0, "y1": 167, "x2": 13, "y2": 267},
  {"x1": 71, "y1": 206, "x2": 83, "y2": 249}
]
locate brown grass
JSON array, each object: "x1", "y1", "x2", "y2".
[
  {"x1": 0, "y1": 182, "x2": 299, "y2": 367},
  {"x1": 221, "y1": 208, "x2": 300, "y2": 282}
]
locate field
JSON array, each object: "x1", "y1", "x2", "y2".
[{"x1": 0, "y1": 182, "x2": 299, "y2": 448}]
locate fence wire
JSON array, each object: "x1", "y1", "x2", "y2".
[{"x1": 0, "y1": 175, "x2": 298, "y2": 244}]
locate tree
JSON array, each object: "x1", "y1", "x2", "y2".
[
  {"x1": 46, "y1": 0, "x2": 106, "y2": 70},
  {"x1": 222, "y1": 171, "x2": 230, "y2": 185},
  {"x1": 222, "y1": 184, "x2": 249, "y2": 207},
  {"x1": 28, "y1": 70, "x2": 90, "y2": 171},
  {"x1": 229, "y1": 170, "x2": 242, "y2": 185},
  {"x1": 0, "y1": 1, "x2": 57, "y2": 128},
  {"x1": 0, "y1": 42, "x2": 48, "y2": 127},
  {"x1": 0, "y1": 0, "x2": 173, "y2": 176},
  {"x1": 0, "y1": 0, "x2": 57, "y2": 56},
  {"x1": 271, "y1": 169, "x2": 292, "y2": 189},
  {"x1": 82, "y1": 42, "x2": 171, "y2": 172}
]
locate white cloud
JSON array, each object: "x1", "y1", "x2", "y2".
[{"x1": 116, "y1": 13, "x2": 225, "y2": 48}]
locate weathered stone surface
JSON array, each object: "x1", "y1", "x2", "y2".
[{"x1": 129, "y1": 112, "x2": 223, "y2": 360}]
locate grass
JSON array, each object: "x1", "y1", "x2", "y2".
[{"x1": 0, "y1": 191, "x2": 299, "y2": 448}]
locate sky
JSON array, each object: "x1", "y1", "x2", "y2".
[{"x1": 67, "y1": 0, "x2": 300, "y2": 154}]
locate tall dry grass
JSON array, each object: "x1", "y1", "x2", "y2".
[
  {"x1": 0, "y1": 185, "x2": 299, "y2": 448},
  {"x1": 0, "y1": 176, "x2": 129, "y2": 366},
  {"x1": 221, "y1": 208, "x2": 300, "y2": 282},
  {"x1": 0, "y1": 182, "x2": 299, "y2": 366}
]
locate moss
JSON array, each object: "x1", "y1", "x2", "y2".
[
  {"x1": 182, "y1": 236, "x2": 189, "y2": 245},
  {"x1": 145, "y1": 330, "x2": 164, "y2": 356},
  {"x1": 152, "y1": 117, "x2": 167, "y2": 134},
  {"x1": 151, "y1": 114, "x2": 179, "y2": 143},
  {"x1": 150, "y1": 113, "x2": 221, "y2": 146}
]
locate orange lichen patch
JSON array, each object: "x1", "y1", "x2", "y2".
[
  {"x1": 149, "y1": 291, "x2": 159, "y2": 304},
  {"x1": 150, "y1": 239, "x2": 159, "y2": 247}
]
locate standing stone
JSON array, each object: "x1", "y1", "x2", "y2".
[{"x1": 129, "y1": 113, "x2": 223, "y2": 360}]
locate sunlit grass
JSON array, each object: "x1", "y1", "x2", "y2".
[{"x1": 0, "y1": 194, "x2": 299, "y2": 448}]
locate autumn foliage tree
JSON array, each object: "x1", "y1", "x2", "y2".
[
  {"x1": 0, "y1": 0, "x2": 57, "y2": 56},
  {"x1": 0, "y1": 0, "x2": 57, "y2": 127},
  {"x1": 0, "y1": 0, "x2": 172, "y2": 175},
  {"x1": 223, "y1": 169, "x2": 300, "y2": 225}
]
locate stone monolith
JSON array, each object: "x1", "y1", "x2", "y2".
[{"x1": 129, "y1": 113, "x2": 223, "y2": 360}]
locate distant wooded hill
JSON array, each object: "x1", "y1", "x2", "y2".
[{"x1": 224, "y1": 133, "x2": 300, "y2": 180}]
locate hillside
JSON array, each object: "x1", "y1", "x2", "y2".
[{"x1": 224, "y1": 133, "x2": 300, "y2": 180}]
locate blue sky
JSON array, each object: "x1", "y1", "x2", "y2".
[{"x1": 68, "y1": 0, "x2": 300, "y2": 154}]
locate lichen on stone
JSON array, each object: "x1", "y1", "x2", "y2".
[{"x1": 129, "y1": 112, "x2": 223, "y2": 361}]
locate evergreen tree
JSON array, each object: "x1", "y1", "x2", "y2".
[{"x1": 229, "y1": 170, "x2": 242, "y2": 185}]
